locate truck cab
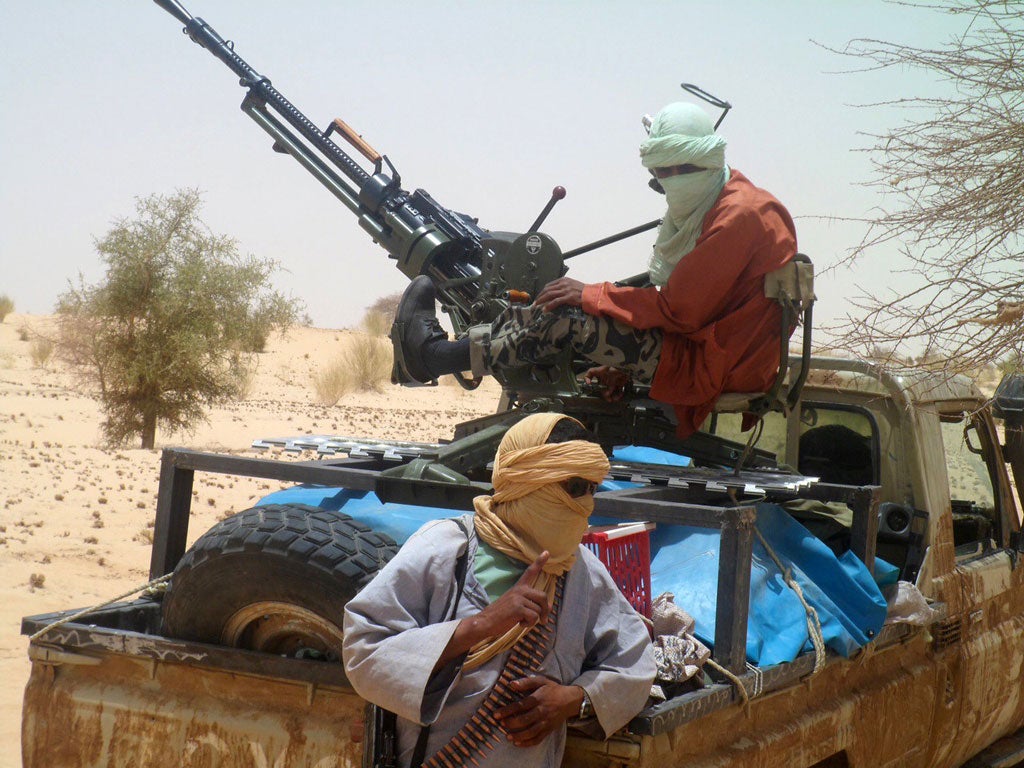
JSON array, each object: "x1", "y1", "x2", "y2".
[{"x1": 575, "y1": 357, "x2": 1024, "y2": 768}]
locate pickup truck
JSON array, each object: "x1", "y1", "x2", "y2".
[{"x1": 21, "y1": 356, "x2": 1024, "y2": 768}]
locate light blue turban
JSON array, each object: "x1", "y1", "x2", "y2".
[{"x1": 639, "y1": 103, "x2": 730, "y2": 286}]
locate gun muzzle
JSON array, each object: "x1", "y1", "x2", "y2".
[{"x1": 153, "y1": 0, "x2": 192, "y2": 25}]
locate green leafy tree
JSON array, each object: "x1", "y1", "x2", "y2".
[{"x1": 58, "y1": 189, "x2": 301, "y2": 448}]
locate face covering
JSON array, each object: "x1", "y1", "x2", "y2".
[
  {"x1": 466, "y1": 413, "x2": 609, "y2": 669},
  {"x1": 640, "y1": 103, "x2": 730, "y2": 286},
  {"x1": 473, "y1": 413, "x2": 609, "y2": 576}
]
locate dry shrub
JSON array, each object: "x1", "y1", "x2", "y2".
[
  {"x1": 30, "y1": 337, "x2": 55, "y2": 369},
  {"x1": 314, "y1": 359, "x2": 354, "y2": 406},
  {"x1": 362, "y1": 293, "x2": 402, "y2": 337},
  {"x1": 347, "y1": 333, "x2": 393, "y2": 391},
  {"x1": 232, "y1": 357, "x2": 258, "y2": 400},
  {"x1": 313, "y1": 333, "x2": 392, "y2": 404},
  {"x1": 362, "y1": 309, "x2": 392, "y2": 337},
  {"x1": 0, "y1": 295, "x2": 13, "y2": 323}
]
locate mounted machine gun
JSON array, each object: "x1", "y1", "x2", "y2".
[{"x1": 152, "y1": 0, "x2": 814, "y2": 482}]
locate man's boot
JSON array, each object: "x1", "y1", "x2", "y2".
[{"x1": 391, "y1": 276, "x2": 471, "y2": 384}]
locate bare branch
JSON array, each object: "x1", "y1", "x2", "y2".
[{"x1": 820, "y1": 0, "x2": 1024, "y2": 375}]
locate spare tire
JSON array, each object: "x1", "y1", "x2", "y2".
[{"x1": 161, "y1": 503, "x2": 397, "y2": 661}]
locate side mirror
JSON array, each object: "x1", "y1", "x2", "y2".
[
  {"x1": 993, "y1": 373, "x2": 1024, "y2": 520},
  {"x1": 993, "y1": 373, "x2": 1024, "y2": 426}
]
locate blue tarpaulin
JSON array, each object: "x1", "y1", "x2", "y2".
[
  {"x1": 257, "y1": 446, "x2": 888, "y2": 666},
  {"x1": 649, "y1": 503, "x2": 888, "y2": 665}
]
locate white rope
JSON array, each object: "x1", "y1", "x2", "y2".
[
  {"x1": 29, "y1": 573, "x2": 173, "y2": 642},
  {"x1": 753, "y1": 528, "x2": 827, "y2": 675},
  {"x1": 746, "y1": 662, "x2": 764, "y2": 698}
]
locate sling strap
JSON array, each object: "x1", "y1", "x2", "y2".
[{"x1": 420, "y1": 575, "x2": 567, "y2": 767}]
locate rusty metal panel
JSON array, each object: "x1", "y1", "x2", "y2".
[
  {"x1": 612, "y1": 630, "x2": 946, "y2": 768},
  {"x1": 22, "y1": 649, "x2": 364, "y2": 768},
  {"x1": 941, "y1": 555, "x2": 1024, "y2": 767},
  {"x1": 20, "y1": 610, "x2": 352, "y2": 696}
]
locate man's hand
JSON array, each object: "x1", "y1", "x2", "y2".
[
  {"x1": 473, "y1": 551, "x2": 550, "y2": 638},
  {"x1": 493, "y1": 677, "x2": 585, "y2": 747},
  {"x1": 584, "y1": 365, "x2": 630, "y2": 402},
  {"x1": 435, "y1": 552, "x2": 550, "y2": 670},
  {"x1": 534, "y1": 277, "x2": 585, "y2": 312}
]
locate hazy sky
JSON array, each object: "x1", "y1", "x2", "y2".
[{"x1": 2, "y1": 1, "x2": 966, "y2": 331}]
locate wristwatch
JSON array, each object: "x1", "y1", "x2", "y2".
[{"x1": 578, "y1": 689, "x2": 594, "y2": 720}]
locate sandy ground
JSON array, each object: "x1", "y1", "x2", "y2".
[{"x1": 0, "y1": 313, "x2": 502, "y2": 766}]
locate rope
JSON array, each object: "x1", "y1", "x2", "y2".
[
  {"x1": 705, "y1": 529, "x2": 827, "y2": 713},
  {"x1": 704, "y1": 657, "x2": 751, "y2": 714},
  {"x1": 732, "y1": 417, "x2": 765, "y2": 476},
  {"x1": 702, "y1": 660, "x2": 766, "y2": 718},
  {"x1": 753, "y1": 528, "x2": 827, "y2": 675},
  {"x1": 29, "y1": 573, "x2": 173, "y2": 642}
]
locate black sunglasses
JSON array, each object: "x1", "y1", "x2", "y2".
[
  {"x1": 561, "y1": 477, "x2": 598, "y2": 498},
  {"x1": 650, "y1": 164, "x2": 707, "y2": 179}
]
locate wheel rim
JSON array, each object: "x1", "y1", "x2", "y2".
[{"x1": 221, "y1": 601, "x2": 346, "y2": 660}]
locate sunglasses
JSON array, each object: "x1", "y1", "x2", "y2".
[
  {"x1": 561, "y1": 477, "x2": 598, "y2": 498},
  {"x1": 650, "y1": 164, "x2": 707, "y2": 179}
]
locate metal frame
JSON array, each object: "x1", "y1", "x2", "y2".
[
  {"x1": 148, "y1": 447, "x2": 880, "y2": 676},
  {"x1": 149, "y1": 447, "x2": 490, "y2": 578}
]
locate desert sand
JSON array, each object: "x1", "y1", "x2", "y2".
[{"x1": 0, "y1": 313, "x2": 503, "y2": 766}]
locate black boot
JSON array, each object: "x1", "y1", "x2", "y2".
[{"x1": 391, "y1": 276, "x2": 471, "y2": 384}]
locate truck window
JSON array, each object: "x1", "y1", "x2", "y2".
[
  {"x1": 707, "y1": 404, "x2": 879, "y2": 486},
  {"x1": 941, "y1": 414, "x2": 1000, "y2": 557},
  {"x1": 797, "y1": 407, "x2": 877, "y2": 486},
  {"x1": 705, "y1": 410, "x2": 787, "y2": 464}
]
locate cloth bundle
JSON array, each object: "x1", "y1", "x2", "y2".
[{"x1": 650, "y1": 592, "x2": 710, "y2": 684}]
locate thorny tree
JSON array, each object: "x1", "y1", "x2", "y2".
[
  {"x1": 58, "y1": 190, "x2": 301, "y2": 449},
  {"x1": 828, "y1": 0, "x2": 1024, "y2": 374}
]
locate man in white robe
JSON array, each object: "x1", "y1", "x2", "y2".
[{"x1": 343, "y1": 413, "x2": 656, "y2": 767}]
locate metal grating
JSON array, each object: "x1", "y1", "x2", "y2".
[
  {"x1": 932, "y1": 617, "x2": 962, "y2": 650},
  {"x1": 253, "y1": 435, "x2": 818, "y2": 496}
]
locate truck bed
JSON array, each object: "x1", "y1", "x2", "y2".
[{"x1": 21, "y1": 599, "x2": 929, "y2": 767}]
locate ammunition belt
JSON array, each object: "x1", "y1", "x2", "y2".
[{"x1": 422, "y1": 575, "x2": 566, "y2": 767}]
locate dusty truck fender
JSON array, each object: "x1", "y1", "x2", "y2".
[
  {"x1": 563, "y1": 617, "x2": 942, "y2": 768},
  {"x1": 22, "y1": 601, "x2": 365, "y2": 768}
]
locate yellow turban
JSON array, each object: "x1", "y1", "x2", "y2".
[{"x1": 465, "y1": 413, "x2": 610, "y2": 669}]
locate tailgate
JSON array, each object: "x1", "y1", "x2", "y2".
[{"x1": 22, "y1": 600, "x2": 364, "y2": 768}]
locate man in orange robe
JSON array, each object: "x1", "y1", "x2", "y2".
[{"x1": 393, "y1": 103, "x2": 796, "y2": 438}]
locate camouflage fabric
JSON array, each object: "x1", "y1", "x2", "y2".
[{"x1": 468, "y1": 305, "x2": 662, "y2": 383}]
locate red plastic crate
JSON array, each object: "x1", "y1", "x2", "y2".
[{"x1": 582, "y1": 523, "x2": 655, "y2": 618}]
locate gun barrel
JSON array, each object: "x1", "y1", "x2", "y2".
[
  {"x1": 153, "y1": 2, "x2": 558, "y2": 339},
  {"x1": 153, "y1": 0, "x2": 370, "y2": 196},
  {"x1": 153, "y1": 0, "x2": 191, "y2": 25}
]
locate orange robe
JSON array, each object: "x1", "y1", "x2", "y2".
[{"x1": 581, "y1": 170, "x2": 797, "y2": 437}]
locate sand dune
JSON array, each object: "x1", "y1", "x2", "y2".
[{"x1": 0, "y1": 313, "x2": 501, "y2": 765}]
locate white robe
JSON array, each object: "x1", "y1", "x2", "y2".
[{"x1": 343, "y1": 516, "x2": 656, "y2": 767}]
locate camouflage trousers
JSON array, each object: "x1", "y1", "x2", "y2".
[{"x1": 468, "y1": 305, "x2": 662, "y2": 383}]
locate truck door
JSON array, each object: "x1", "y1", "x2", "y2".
[{"x1": 943, "y1": 409, "x2": 1024, "y2": 762}]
